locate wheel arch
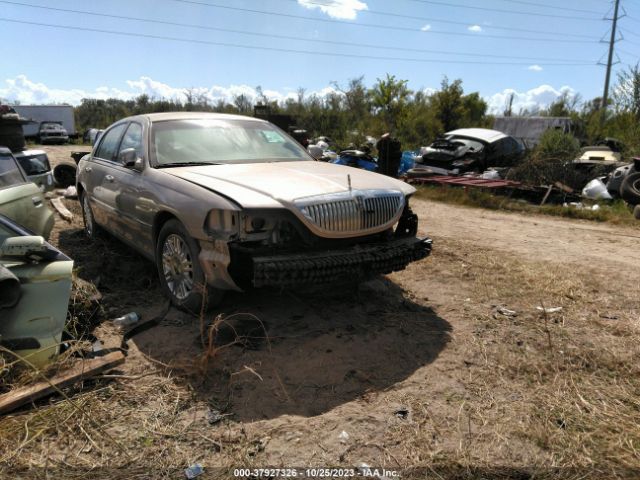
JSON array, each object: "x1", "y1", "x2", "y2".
[{"x1": 152, "y1": 211, "x2": 180, "y2": 245}]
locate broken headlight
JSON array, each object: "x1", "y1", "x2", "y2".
[{"x1": 206, "y1": 209, "x2": 240, "y2": 238}]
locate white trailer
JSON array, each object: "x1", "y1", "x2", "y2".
[{"x1": 11, "y1": 105, "x2": 76, "y2": 138}]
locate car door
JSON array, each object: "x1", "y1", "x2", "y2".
[
  {"x1": 0, "y1": 215, "x2": 73, "y2": 367},
  {"x1": 109, "y1": 121, "x2": 151, "y2": 250},
  {"x1": 86, "y1": 123, "x2": 127, "y2": 230},
  {"x1": 0, "y1": 149, "x2": 54, "y2": 238}
]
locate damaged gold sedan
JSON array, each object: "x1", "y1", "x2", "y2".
[{"x1": 77, "y1": 113, "x2": 432, "y2": 311}]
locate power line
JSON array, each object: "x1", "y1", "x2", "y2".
[
  {"x1": 618, "y1": 47, "x2": 638, "y2": 58},
  {"x1": 403, "y1": 0, "x2": 603, "y2": 21},
  {"x1": 0, "y1": 17, "x2": 596, "y2": 66},
  {"x1": 276, "y1": 0, "x2": 597, "y2": 38},
  {"x1": 620, "y1": 27, "x2": 640, "y2": 38},
  {"x1": 496, "y1": 0, "x2": 604, "y2": 15},
  {"x1": 170, "y1": 0, "x2": 601, "y2": 43},
  {"x1": 0, "y1": 1, "x2": 598, "y2": 63}
]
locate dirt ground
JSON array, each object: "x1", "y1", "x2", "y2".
[{"x1": 1, "y1": 145, "x2": 639, "y2": 478}]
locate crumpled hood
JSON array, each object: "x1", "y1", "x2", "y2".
[{"x1": 163, "y1": 161, "x2": 415, "y2": 208}]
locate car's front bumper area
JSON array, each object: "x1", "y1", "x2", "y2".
[{"x1": 251, "y1": 236, "x2": 432, "y2": 288}]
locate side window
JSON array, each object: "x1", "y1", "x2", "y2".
[
  {"x1": 0, "y1": 154, "x2": 26, "y2": 188},
  {"x1": 119, "y1": 123, "x2": 143, "y2": 159},
  {"x1": 95, "y1": 124, "x2": 127, "y2": 162}
]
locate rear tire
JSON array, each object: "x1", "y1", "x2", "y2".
[
  {"x1": 156, "y1": 219, "x2": 223, "y2": 313},
  {"x1": 80, "y1": 191, "x2": 101, "y2": 239},
  {"x1": 620, "y1": 172, "x2": 640, "y2": 205}
]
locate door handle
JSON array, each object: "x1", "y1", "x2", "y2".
[
  {"x1": 32, "y1": 196, "x2": 43, "y2": 206},
  {"x1": 85, "y1": 166, "x2": 92, "y2": 172},
  {"x1": 105, "y1": 175, "x2": 115, "y2": 182}
]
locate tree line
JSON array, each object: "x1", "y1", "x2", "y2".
[{"x1": 72, "y1": 66, "x2": 640, "y2": 154}]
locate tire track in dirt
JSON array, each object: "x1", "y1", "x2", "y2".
[{"x1": 412, "y1": 198, "x2": 640, "y2": 281}]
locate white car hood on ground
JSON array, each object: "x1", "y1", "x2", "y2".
[{"x1": 163, "y1": 161, "x2": 415, "y2": 208}]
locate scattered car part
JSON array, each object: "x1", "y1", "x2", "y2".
[
  {"x1": 76, "y1": 112, "x2": 432, "y2": 311},
  {"x1": 0, "y1": 147, "x2": 55, "y2": 239},
  {"x1": 0, "y1": 214, "x2": 73, "y2": 367},
  {"x1": 13, "y1": 149, "x2": 55, "y2": 192},
  {"x1": 620, "y1": 172, "x2": 640, "y2": 206},
  {"x1": 50, "y1": 197, "x2": 73, "y2": 222},
  {"x1": 606, "y1": 163, "x2": 634, "y2": 197},
  {"x1": 53, "y1": 162, "x2": 77, "y2": 188}
]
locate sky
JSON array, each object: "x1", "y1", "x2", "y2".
[{"x1": 0, "y1": 0, "x2": 638, "y2": 113}]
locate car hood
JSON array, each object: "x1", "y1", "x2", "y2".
[{"x1": 162, "y1": 161, "x2": 415, "y2": 208}]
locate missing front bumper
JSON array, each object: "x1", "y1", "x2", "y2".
[{"x1": 251, "y1": 237, "x2": 432, "y2": 288}]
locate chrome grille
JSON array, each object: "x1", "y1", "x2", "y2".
[{"x1": 296, "y1": 190, "x2": 404, "y2": 234}]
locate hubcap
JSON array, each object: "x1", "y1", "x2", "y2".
[
  {"x1": 162, "y1": 234, "x2": 194, "y2": 301},
  {"x1": 83, "y1": 196, "x2": 93, "y2": 236}
]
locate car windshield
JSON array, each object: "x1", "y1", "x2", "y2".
[
  {"x1": 151, "y1": 119, "x2": 312, "y2": 166},
  {"x1": 16, "y1": 154, "x2": 51, "y2": 175},
  {"x1": 41, "y1": 123, "x2": 62, "y2": 130}
]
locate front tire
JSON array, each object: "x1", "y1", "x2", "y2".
[
  {"x1": 156, "y1": 219, "x2": 221, "y2": 313},
  {"x1": 80, "y1": 191, "x2": 101, "y2": 239}
]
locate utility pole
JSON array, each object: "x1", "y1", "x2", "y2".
[{"x1": 601, "y1": 0, "x2": 621, "y2": 124}]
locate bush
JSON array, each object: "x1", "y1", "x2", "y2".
[{"x1": 508, "y1": 130, "x2": 591, "y2": 190}]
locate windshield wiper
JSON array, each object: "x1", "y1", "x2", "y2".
[{"x1": 155, "y1": 161, "x2": 221, "y2": 168}]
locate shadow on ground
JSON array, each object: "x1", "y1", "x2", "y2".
[{"x1": 131, "y1": 278, "x2": 451, "y2": 421}]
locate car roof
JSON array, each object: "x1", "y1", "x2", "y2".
[
  {"x1": 135, "y1": 112, "x2": 267, "y2": 123},
  {"x1": 445, "y1": 128, "x2": 508, "y2": 143}
]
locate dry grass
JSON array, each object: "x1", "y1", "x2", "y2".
[
  {"x1": 388, "y1": 239, "x2": 640, "y2": 478},
  {"x1": 1, "y1": 224, "x2": 639, "y2": 477}
]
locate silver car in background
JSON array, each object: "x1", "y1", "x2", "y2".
[{"x1": 77, "y1": 112, "x2": 431, "y2": 312}]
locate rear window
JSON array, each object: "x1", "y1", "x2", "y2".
[
  {"x1": 0, "y1": 153, "x2": 26, "y2": 188},
  {"x1": 16, "y1": 154, "x2": 51, "y2": 175}
]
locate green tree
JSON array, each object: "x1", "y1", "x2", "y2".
[
  {"x1": 612, "y1": 63, "x2": 640, "y2": 120},
  {"x1": 369, "y1": 74, "x2": 411, "y2": 132}
]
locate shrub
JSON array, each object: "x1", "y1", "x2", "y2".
[{"x1": 508, "y1": 130, "x2": 592, "y2": 190}]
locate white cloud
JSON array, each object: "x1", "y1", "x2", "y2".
[
  {"x1": 0, "y1": 75, "x2": 338, "y2": 106},
  {"x1": 421, "y1": 24, "x2": 432, "y2": 31},
  {"x1": 528, "y1": 65, "x2": 543, "y2": 72},
  {"x1": 487, "y1": 85, "x2": 576, "y2": 114},
  {"x1": 468, "y1": 25, "x2": 483, "y2": 32},
  {"x1": 297, "y1": 0, "x2": 368, "y2": 20}
]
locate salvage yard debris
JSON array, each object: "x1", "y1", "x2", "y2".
[{"x1": 50, "y1": 197, "x2": 73, "y2": 222}]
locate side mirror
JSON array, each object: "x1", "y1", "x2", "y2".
[
  {"x1": 0, "y1": 236, "x2": 57, "y2": 261},
  {"x1": 119, "y1": 148, "x2": 138, "y2": 167}
]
